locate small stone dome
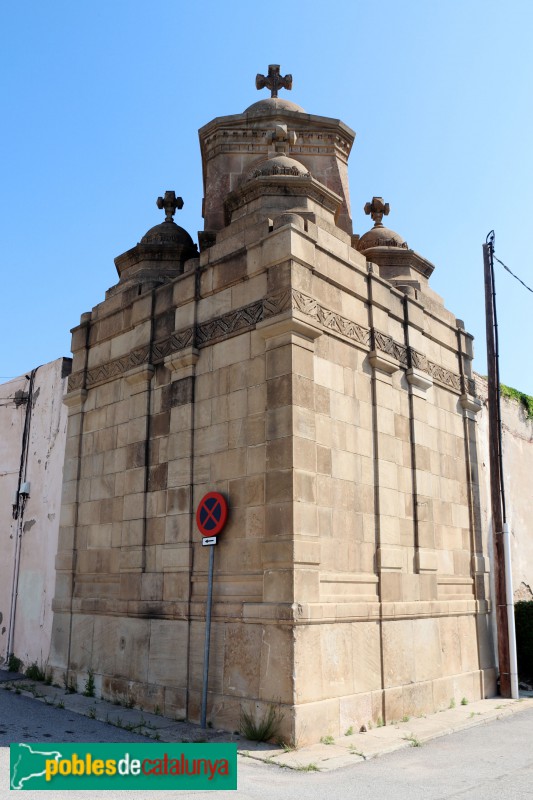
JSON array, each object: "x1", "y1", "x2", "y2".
[
  {"x1": 245, "y1": 97, "x2": 306, "y2": 116},
  {"x1": 141, "y1": 220, "x2": 195, "y2": 247},
  {"x1": 357, "y1": 225, "x2": 407, "y2": 252},
  {"x1": 246, "y1": 154, "x2": 310, "y2": 182}
]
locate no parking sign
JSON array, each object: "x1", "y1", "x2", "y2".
[
  {"x1": 196, "y1": 491, "x2": 228, "y2": 729},
  {"x1": 196, "y1": 492, "x2": 228, "y2": 540}
]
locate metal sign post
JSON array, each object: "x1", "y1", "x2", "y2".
[{"x1": 197, "y1": 492, "x2": 228, "y2": 729}]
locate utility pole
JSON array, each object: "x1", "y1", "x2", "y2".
[{"x1": 483, "y1": 231, "x2": 518, "y2": 699}]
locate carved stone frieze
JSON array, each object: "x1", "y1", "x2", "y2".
[
  {"x1": 153, "y1": 327, "x2": 195, "y2": 362},
  {"x1": 263, "y1": 289, "x2": 292, "y2": 318},
  {"x1": 197, "y1": 300, "x2": 264, "y2": 345},
  {"x1": 67, "y1": 371, "x2": 85, "y2": 392},
  {"x1": 409, "y1": 349, "x2": 429, "y2": 372},
  {"x1": 71, "y1": 286, "x2": 471, "y2": 399},
  {"x1": 426, "y1": 361, "x2": 461, "y2": 392},
  {"x1": 372, "y1": 330, "x2": 408, "y2": 367},
  {"x1": 86, "y1": 346, "x2": 150, "y2": 388},
  {"x1": 462, "y1": 375, "x2": 477, "y2": 396},
  {"x1": 291, "y1": 289, "x2": 370, "y2": 346}
]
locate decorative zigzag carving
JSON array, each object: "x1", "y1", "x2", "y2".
[
  {"x1": 372, "y1": 330, "x2": 408, "y2": 367},
  {"x1": 292, "y1": 289, "x2": 370, "y2": 346},
  {"x1": 67, "y1": 371, "x2": 84, "y2": 392},
  {"x1": 66, "y1": 288, "x2": 471, "y2": 399},
  {"x1": 427, "y1": 361, "x2": 461, "y2": 391}
]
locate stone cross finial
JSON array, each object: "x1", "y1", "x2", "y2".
[
  {"x1": 364, "y1": 197, "x2": 390, "y2": 227},
  {"x1": 255, "y1": 65, "x2": 293, "y2": 98},
  {"x1": 156, "y1": 191, "x2": 184, "y2": 222}
]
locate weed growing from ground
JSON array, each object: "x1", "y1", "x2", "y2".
[
  {"x1": 344, "y1": 726, "x2": 354, "y2": 736},
  {"x1": 83, "y1": 669, "x2": 95, "y2": 698},
  {"x1": 63, "y1": 673, "x2": 76, "y2": 694},
  {"x1": 7, "y1": 654, "x2": 22, "y2": 673},
  {"x1": 240, "y1": 703, "x2": 284, "y2": 743},
  {"x1": 449, "y1": 698, "x2": 456, "y2": 709},
  {"x1": 320, "y1": 735, "x2": 335, "y2": 745},
  {"x1": 403, "y1": 734, "x2": 422, "y2": 747},
  {"x1": 461, "y1": 697, "x2": 468, "y2": 706},
  {"x1": 25, "y1": 662, "x2": 45, "y2": 682}
]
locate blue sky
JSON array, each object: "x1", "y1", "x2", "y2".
[{"x1": 2, "y1": 1, "x2": 532, "y2": 393}]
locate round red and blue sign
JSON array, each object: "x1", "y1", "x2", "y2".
[{"x1": 196, "y1": 492, "x2": 228, "y2": 537}]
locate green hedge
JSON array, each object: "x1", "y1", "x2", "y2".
[{"x1": 515, "y1": 601, "x2": 533, "y2": 681}]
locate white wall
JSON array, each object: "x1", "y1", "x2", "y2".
[
  {"x1": 476, "y1": 375, "x2": 533, "y2": 600},
  {"x1": 0, "y1": 358, "x2": 70, "y2": 669}
]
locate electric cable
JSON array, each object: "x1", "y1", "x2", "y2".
[{"x1": 493, "y1": 254, "x2": 533, "y2": 294}]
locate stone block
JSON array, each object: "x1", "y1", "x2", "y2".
[
  {"x1": 92, "y1": 616, "x2": 150, "y2": 683},
  {"x1": 148, "y1": 620, "x2": 188, "y2": 687},
  {"x1": 257, "y1": 625, "x2": 293, "y2": 703},
  {"x1": 383, "y1": 686, "x2": 404, "y2": 723},
  {"x1": 263, "y1": 569, "x2": 293, "y2": 602},
  {"x1": 266, "y1": 469, "x2": 292, "y2": 503},
  {"x1": 294, "y1": 697, "x2": 341, "y2": 744},
  {"x1": 382, "y1": 620, "x2": 415, "y2": 688},
  {"x1": 161, "y1": 544, "x2": 191, "y2": 571},
  {"x1": 402, "y1": 680, "x2": 433, "y2": 717}
]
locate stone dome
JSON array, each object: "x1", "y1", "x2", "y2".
[
  {"x1": 245, "y1": 154, "x2": 310, "y2": 182},
  {"x1": 357, "y1": 224, "x2": 407, "y2": 252},
  {"x1": 140, "y1": 220, "x2": 195, "y2": 247},
  {"x1": 244, "y1": 97, "x2": 306, "y2": 116}
]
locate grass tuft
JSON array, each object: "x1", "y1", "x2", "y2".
[
  {"x1": 25, "y1": 662, "x2": 45, "y2": 682},
  {"x1": 83, "y1": 669, "x2": 95, "y2": 698},
  {"x1": 240, "y1": 703, "x2": 284, "y2": 743},
  {"x1": 403, "y1": 733, "x2": 422, "y2": 747},
  {"x1": 7, "y1": 654, "x2": 23, "y2": 673}
]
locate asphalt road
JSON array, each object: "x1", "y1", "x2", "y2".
[{"x1": 1, "y1": 689, "x2": 533, "y2": 799}]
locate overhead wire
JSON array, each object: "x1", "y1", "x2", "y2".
[{"x1": 493, "y1": 254, "x2": 533, "y2": 294}]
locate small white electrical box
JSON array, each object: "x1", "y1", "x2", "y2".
[{"x1": 19, "y1": 482, "x2": 31, "y2": 497}]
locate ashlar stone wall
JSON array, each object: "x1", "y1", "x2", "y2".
[{"x1": 49, "y1": 98, "x2": 496, "y2": 745}]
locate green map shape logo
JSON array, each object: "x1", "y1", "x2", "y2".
[{"x1": 11, "y1": 743, "x2": 63, "y2": 789}]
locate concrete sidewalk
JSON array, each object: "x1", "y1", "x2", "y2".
[
  {"x1": 2, "y1": 672, "x2": 533, "y2": 772},
  {"x1": 242, "y1": 696, "x2": 533, "y2": 771}
]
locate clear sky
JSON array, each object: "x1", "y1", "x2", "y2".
[{"x1": 2, "y1": 1, "x2": 532, "y2": 393}]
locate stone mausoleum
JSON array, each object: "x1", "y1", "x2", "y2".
[{"x1": 49, "y1": 67, "x2": 496, "y2": 743}]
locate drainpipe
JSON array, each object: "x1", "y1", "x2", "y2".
[{"x1": 7, "y1": 368, "x2": 37, "y2": 662}]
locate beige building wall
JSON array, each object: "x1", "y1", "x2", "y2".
[
  {"x1": 476, "y1": 376, "x2": 533, "y2": 601},
  {"x1": 0, "y1": 358, "x2": 70, "y2": 669}
]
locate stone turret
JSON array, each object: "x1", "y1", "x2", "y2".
[
  {"x1": 356, "y1": 196, "x2": 438, "y2": 301},
  {"x1": 199, "y1": 64, "x2": 355, "y2": 239},
  {"x1": 112, "y1": 191, "x2": 198, "y2": 293}
]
